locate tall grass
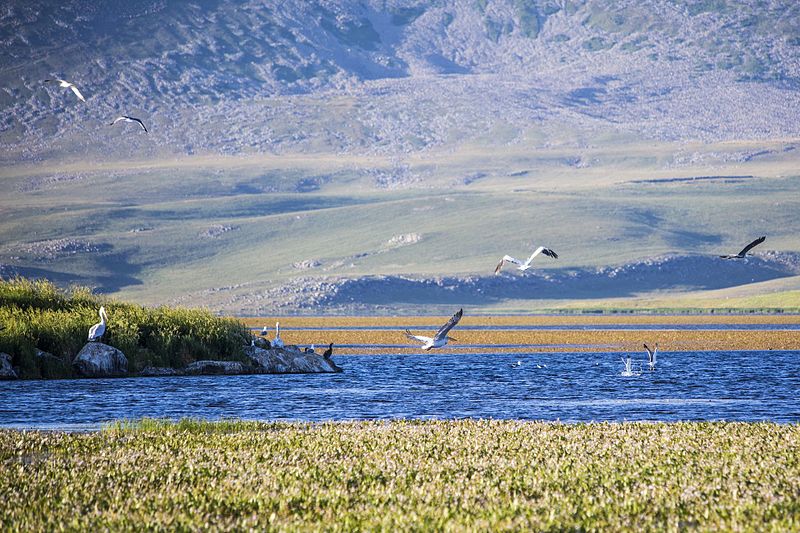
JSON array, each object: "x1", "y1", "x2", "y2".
[
  {"x1": 0, "y1": 277, "x2": 251, "y2": 378},
  {"x1": 2, "y1": 420, "x2": 798, "y2": 530}
]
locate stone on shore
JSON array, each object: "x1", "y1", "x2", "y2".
[
  {"x1": 244, "y1": 345, "x2": 342, "y2": 373},
  {"x1": 139, "y1": 366, "x2": 181, "y2": 377},
  {"x1": 0, "y1": 353, "x2": 18, "y2": 380},
  {"x1": 73, "y1": 342, "x2": 128, "y2": 377},
  {"x1": 184, "y1": 360, "x2": 248, "y2": 375}
]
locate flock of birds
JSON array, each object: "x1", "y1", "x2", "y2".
[
  {"x1": 56, "y1": 70, "x2": 769, "y2": 372},
  {"x1": 84, "y1": 236, "x2": 767, "y2": 366},
  {"x1": 44, "y1": 78, "x2": 148, "y2": 133}
]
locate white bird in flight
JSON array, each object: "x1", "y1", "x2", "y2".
[
  {"x1": 495, "y1": 246, "x2": 558, "y2": 274},
  {"x1": 719, "y1": 236, "x2": 765, "y2": 259},
  {"x1": 272, "y1": 321, "x2": 284, "y2": 349},
  {"x1": 405, "y1": 308, "x2": 463, "y2": 350},
  {"x1": 44, "y1": 78, "x2": 85, "y2": 102},
  {"x1": 110, "y1": 115, "x2": 148, "y2": 133},
  {"x1": 644, "y1": 343, "x2": 658, "y2": 371},
  {"x1": 87, "y1": 306, "x2": 108, "y2": 342}
]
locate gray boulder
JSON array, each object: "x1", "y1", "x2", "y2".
[
  {"x1": 0, "y1": 353, "x2": 18, "y2": 380},
  {"x1": 184, "y1": 360, "x2": 247, "y2": 375},
  {"x1": 244, "y1": 346, "x2": 342, "y2": 373},
  {"x1": 73, "y1": 343, "x2": 128, "y2": 377},
  {"x1": 139, "y1": 366, "x2": 181, "y2": 377}
]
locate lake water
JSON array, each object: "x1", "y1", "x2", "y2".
[{"x1": 2, "y1": 350, "x2": 799, "y2": 428}]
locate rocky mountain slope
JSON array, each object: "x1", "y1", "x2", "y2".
[{"x1": 2, "y1": 0, "x2": 799, "y2": 160}]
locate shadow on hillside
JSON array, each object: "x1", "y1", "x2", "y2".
[{"x1": 321, "y1": 254, "x2": 800, "y2": 306}]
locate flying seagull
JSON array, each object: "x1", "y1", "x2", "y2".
[
  {"x1": 44, "y1": 78, "x2": 85, "y2": 102},
  {"x1": 87, "y1": 306, "x2": 108, "y2": 342},
  {"x1": 405, "y1": 308, "x2": 463, "y2": 351},
  {"x1": 110, "y1": 115, "x2": 148, "y2": 132},
  {"x1": 720, "y1": 236, "x2": 765, "y2": 259},
  {"x1": 644, "y1": 343, "x2": 658, "y2": 371},
  {"x1": 495, "y1": 246, "x2": 558, "y2": 274}
]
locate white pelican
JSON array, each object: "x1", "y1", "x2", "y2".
[
  {"x1": 644, "y1": 343, "x2": 658, "y2": 371},
  {"x1": 260, "y1": 326, "x2": 269, "y2": 336},
  {"x1": 405, "y1": 308, "x2": 463, "y2": 350},
  {"x1": 495, "y1": 246, "x2": 558, "y2": 274},
  {"x1": 322, "y1": 343, "x2": 333, "y2": 359},
  {"x1": 720, "y1": 236, "x2": 765, "y2": 259},
  {"x1": 44, "y1": 78, "x2": 85, "y2": 102},
  {"x1": 87, "y1": 306, "x2": 107, "y2": 342},
  {"x1": 510, "y1": 360, "x2": 523, "y2": 368},
  {"x1": 110, "y1": 115, "x2": 148, "y2": 133},
  {"x1": 272, "y1": 322, "x2": 284, "y2": 348}
]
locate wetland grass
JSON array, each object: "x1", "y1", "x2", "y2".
[
  {"x1": 0, "y1": 277, "x2": 251, "y2": 378},
  {"x1": 1, "y1": 419, "x2": 798, "y2": 530}
]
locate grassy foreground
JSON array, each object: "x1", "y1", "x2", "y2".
[{"x1": 2, "y1": 420, "x2": 798, "y2": 530}]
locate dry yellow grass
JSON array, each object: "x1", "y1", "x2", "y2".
[{"x1": 242, "y1": 315, "x2": 800, "y2": 353}]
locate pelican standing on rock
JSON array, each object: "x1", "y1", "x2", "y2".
[
  {"x1": 87, "y1": 306, "x2": 108, "y2": 342},
  {"x1": 720, "y1": 236, "x2": 766, "y2": 259},
  {"x1": 495, "y1": 246, "x2": 558, "y2": 274},
  {"x1": 644, "y1": 343, "x2": 658, "y2": 371},
  {"x1": 44, "y1": 78, "x2": 86, "y2": 102},
  {"x1": 110, "y1": 115, "x2": 148, "y2": 132},
  {"x1": 405, "y1": 308, "x2": 463, "y2": 351},
  {"x1": 272, "y1": 322, "x2": 284, "y2": 348}
]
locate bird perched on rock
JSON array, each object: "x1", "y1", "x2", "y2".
[
  {"x1": 87, "y1": 307, "x2": 108, "y2": 342},
  {"x1": 322, "y1": 343, "x2": 333, "y2": 359}
]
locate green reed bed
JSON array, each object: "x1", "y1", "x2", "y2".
[
  {"x1": 1, "y1": 419, "x2": 798, "y2": 531},
  {"x1": 0, "y1": 277, "x2": 250, "y2": 378}
]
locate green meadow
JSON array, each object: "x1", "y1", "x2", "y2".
[
  {"x1": 2, "y1": 135, "x2": 799, "y2": 313},
  {"x1": 1, "y1": 419, "x2": 798, "y2": 530}
]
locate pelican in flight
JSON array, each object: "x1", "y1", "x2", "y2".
[
  {"x1": 495, "y1": 246, "x2": 558, "y2": 274},
  {"x1": 644, "y1": 343, "x2": 658, "y2": 371},
  {"x1": 44, "y1": 78, "x2": 85, "y2": 102},
  {"x1": 720, "y1": 236, "x2": 765, "y2": 259},
  {"x1": 272, "y1": 322, "x2": 284, "y2": 349},
  {"x1": 110, "y1": 115, "x2": 148, "y2": 133},
  {"x1": 87, "y1": 306, "x2": 108, "y2": 342},
  {"x1": 405, "y1": 308, "x2": 463, "y2": 350}
]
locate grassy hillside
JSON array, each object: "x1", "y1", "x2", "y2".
[{"x1": 1, "y1": 1, "x2": 799, "y2": 312}]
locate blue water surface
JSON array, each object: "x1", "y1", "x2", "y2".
[{"x1": 2, "y1": 350, "x2": 799, "y2": 428}]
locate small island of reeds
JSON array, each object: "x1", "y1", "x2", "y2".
[
  {"x1": 1, "y1": 419, "x2": 798, "y2": 530},
  {"x1": 0, "y1": 277, "x2": 250, "y2": 379}
]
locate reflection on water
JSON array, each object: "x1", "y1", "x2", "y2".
[{"x1": 1, "y1": 350, "x2": 799, "y2": 429}]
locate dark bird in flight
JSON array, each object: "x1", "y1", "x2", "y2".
[
  {"x1": 44, "y1": 78, "x2": 85, "y2": 102},
  {"x1": 405, "y1": 308, "x2": 463, "y2": 350},
  {"x1": 644, "y1": 343, "x2": 658, "y2": 371},
  {"x1": 110, "y1": 115, "x2": 148, "y2": 132},
  {"x1": 719, "y1": 236, "x2": 765, "y2": 259}
]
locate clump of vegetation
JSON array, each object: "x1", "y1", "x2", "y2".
[
  {"x1": 0, "y1": 277, "x2": 251, "y2": 378},
  {"x1": 1, "y1": 419, "x2": 798, "y2": 530}
]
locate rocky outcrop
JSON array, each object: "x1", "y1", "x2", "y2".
[
  {"x1": 0, "y1": 353, "x2": 18, "y2": 380},
  {"x1": 244, "y1": 345, "x2": 342, "y2": 373},
  {"x1": 72, "y1": 342, "x2": 128, "y2": 377},
  {"x1": 184, "y1": 360, "x2": 248, "y2": 375},
  {"x1": 139, "y1": 366, "x2": 180, "y2": 377}
]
